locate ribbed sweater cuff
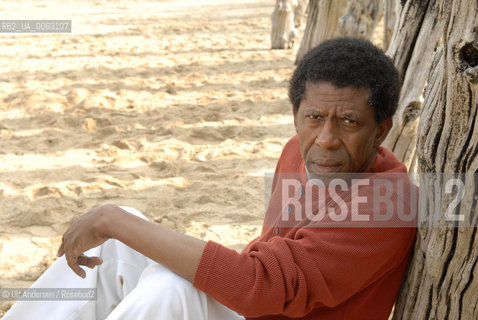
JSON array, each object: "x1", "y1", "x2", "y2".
[{"x1": 193, "y1": 240, "x2": 220, "y2": 291}]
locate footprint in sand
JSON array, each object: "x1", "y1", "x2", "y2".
[
  {"x1": 66, "y1": 88, "x2": 90, "y2": 106},
  {"x1": 218, "y1": 126, "x2": 241, "y2": 140},
  {"x1": 82, "y1": 117, "x2": 113, "y2": 131},
  {"x1": 31, "y1": 186, "x2": 60, "y2": 199},
  {"x1": 112, "y1": 140, "x2": 132, "y2": 150},
  {"x1": 188, "y1": 127, "x2": 224, "y2": 144},
  {"x1": 43, "y1": 138, "x2": 60, "y2": 148}
]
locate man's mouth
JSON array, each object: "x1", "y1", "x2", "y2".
[{"x1": 309, "y1": 160, "x2": 342, "y2": 173}]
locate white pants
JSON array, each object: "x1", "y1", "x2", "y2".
[{"x1": 3, "y1": 207, "x2": 245, "y2": 320}]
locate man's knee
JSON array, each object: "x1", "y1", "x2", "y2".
[
  {"x1": 137, "y1": 264, "x2": 200, "y2": 309},
  {"x1": 140, "y1": 264, "x2": 192, "y2": 292}
]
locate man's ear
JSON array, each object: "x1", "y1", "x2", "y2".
[
  {"x1": 293, "y1": 106, "x2": 298, "y2": 133},
  {"x1": 375, "y1": 118, "x2": 393, "y2": 147}
]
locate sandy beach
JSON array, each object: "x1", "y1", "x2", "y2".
[{"x1": 0, "y1": 0, "x2": 300, "y2": 315}]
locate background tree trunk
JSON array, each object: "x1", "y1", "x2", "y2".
[
  {"x1": 294, "y1": 0, "x2": 398, "y2": 63},
  {"x1": 393, "y1": 0, "x2": 478, "y2": 318},
  {"x1": 339, "y1": 0, "x2": 381, "y2": 40},
  {"x1": 382, "y1": 0, "x2": 398, "y2": 51},
  {"x1": 271, "y1": 0, "x2": 309, "y2": 50},
  {"x1": 271, "y1": 0, "x2": 298, "y2": 49},
  {"x1": 293, "y1": 0, "x2": 309, "y2": 28},
  {"x1": 295, "y1": 0, "x2": 348, "y2": 63}
]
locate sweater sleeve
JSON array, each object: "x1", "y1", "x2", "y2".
[{"x1": 193, "y1": 225, "x2": 415, "y2": 318}]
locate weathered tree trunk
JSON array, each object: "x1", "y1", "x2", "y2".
[
  {"x1": 382, "y1": 0, "x2": 448, "y2": 172},
  {"x1": 393, "y1": 0, "x2": 478, "y2": 318},
  {"x1": 271, "y1": 0, "x2": 298, "y2": 49},
  {"x1": 339, "y1": 0, "x2": 381, "y2": 40},
  {"x1": 294, "y1": 0, "x2": 309, "y2": 28},
  {"x1": 271, "y1": 0, "x2": 309, "y2": 50},
  {"x1": 337, "y1": 0, "x2": 398, "y2": 50},
  {"x1": 382, "y1": 0, "x2": 398, "y2": 51},
  {"x1": 295, "y1": 0, "x2": 348, "y2": 63}
]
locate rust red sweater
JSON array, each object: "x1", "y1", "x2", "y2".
[{"x1": 193, "y1": 135, "x2": 417, "y2": 319}]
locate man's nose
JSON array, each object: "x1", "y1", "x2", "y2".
[{"x1": 315, "y1": 121, "x2": 341, "y2": 149}]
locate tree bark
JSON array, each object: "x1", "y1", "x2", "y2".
[
  {"x1": 382, "y1": 0, "x2": 448, "y2": 172},
  {"x1": 383, "y1": 0, "x2": 398, "y2": 51},
  {"x1": 294, "y1": 0, "x2": 309, "y2": 28},
  {"x1": 271, "y1": 0, "x2": 298, "y2": 49},
  {"x1": 270, "y1": 0, "x2": 308, "y2": 50},
  {"x1": 295, "y1": 0, "x2": 348, "y2": 63},
  {"x1": 393, "y1": 0, "x2": 478, "y2": 318},
  {"x1": 338, "y1": 0, "x2": 381, "y2": 40}
]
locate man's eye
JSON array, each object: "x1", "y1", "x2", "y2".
[
  {"x1": 306, "y1": 114, "x2": 321, "y2": 120},
  {"x1": 343, "y1": 118, "x2": 357, "y2": 126}
]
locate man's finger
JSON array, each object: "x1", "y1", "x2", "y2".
[
  {"x1": 77, "y1": 255, "x2": 103, "y2": 269},
  {"x1": 66, "y1": 253, "x2": 86, "y2": 278},
  {"x1": 76, "y1": 267, "x2": 86, "y2": 278}
]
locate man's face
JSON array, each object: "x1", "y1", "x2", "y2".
[{"x1": 293, "y1": 81, "x2": 392, "y2": 176}]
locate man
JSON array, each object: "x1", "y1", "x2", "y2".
[{"x1": 4, "y1": 37, "x2": 416, "y2": 319}]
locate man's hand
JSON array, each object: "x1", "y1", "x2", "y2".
[
  {"x1": 57, "y1": 204, "x2": 206, "y2": 282},
  {"x1": 57, "y1": 205, "x2": 115, "y2": 278}
]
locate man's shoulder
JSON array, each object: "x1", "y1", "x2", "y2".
[
  {"x1": 276, "y1": 135, "x2": 304, "y2": 173},
  {"x1": 370, "y1": 146, "x2": 408, "y2": 174}
]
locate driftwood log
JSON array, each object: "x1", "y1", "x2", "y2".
[{"x1": 393, "y1": 0, "x2": 478, "y2": 318}]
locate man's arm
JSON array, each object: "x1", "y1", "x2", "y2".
[{"x1": 56, "y1": 204, "x2": 206, "y2": 282}]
